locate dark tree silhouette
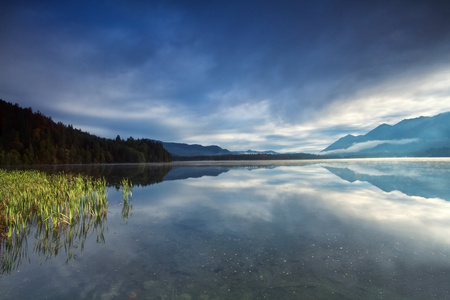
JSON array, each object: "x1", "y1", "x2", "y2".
[{"x1": 0, "y1": 99, "x2": 172, "y2": 165}]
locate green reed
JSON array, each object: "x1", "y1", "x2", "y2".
[
  {"x1": 120, "y1": 178, "x2": 133, "y2": 223},
  {"x1": 120, "y1": 178, "x2": 132, "y2": 202},
  {"x1": 1, "y1": 169, "x2": 135, "y2": 273},
  {"x1": 0, "y1": 169, "x2": 108, "y2": 238}
]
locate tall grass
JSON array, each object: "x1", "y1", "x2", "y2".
[
  {"x1": 0, "y1": 169, "x2": 108, "y2": 238},
  {"x1": 0, "y1": 169, "x2": 134, "y2": 273},
  {"x1": 120, "y1": 178, "x2": 133, "y2": 223},
  {"x1": 0, "y1": 169, "x2": 113, "y2": 273}
]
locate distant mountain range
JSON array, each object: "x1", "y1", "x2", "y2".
[
  {"x1": 162, "y1": 142, "x2": 279, "y2": 157},
  {"x1": 169, "y1": 112, "x2": 450, "y2": 158},
  {"x1": 322, "y1": 112, "x2": 450, "y2": 157},
  {"x1": 162, "y1": 142, "x2": 232, "y2": 157},
  {"x1": 232, "y1": 150, "x2": 279, "y2": 155}
]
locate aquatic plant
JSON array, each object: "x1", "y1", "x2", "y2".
[
  {"x1": 0, "y1": 169, "x2": 108, "y2": 238},
  {"x1": 0, "y1": 169, "x2": 109, "y2": 273},
  {"x1": 120, "y1": 178, "x2": 133, "y2": 202},
  {"x1": 120, "y1": 178, "x2": 133, "y2": 223},
  {"x1": 0, "y1": 169, "x2": 135, "y2": 274}
]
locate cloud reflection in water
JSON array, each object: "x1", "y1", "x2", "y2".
[
  {"x1": 3, "y1": 160, "x2": 450, "y2": 299},
  {"x1": 136, "y1": 163, "x2": 450, "y2": 247}
]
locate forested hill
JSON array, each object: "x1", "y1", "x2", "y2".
[{"x1": 0, "y1": 99, "x2": 172, "y2": 165}]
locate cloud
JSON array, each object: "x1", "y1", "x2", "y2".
[
  {"x1": 322, "y1": 138, "x2": 420, "y2": 155},
  {"x1": 1, "y1": 0, "x2": 450, "y2": 152}
]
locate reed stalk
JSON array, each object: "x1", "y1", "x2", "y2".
[
  {"x1": 0, "y1": 169, "x2": 108, "y2": 239},
  {"x1": 120, "y1": 178, "x2": 133, "y2": 223},
  {"x1": 0, "y1": 169, "x2": 133, "y2": 273}
]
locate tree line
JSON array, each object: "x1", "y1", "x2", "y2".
[{"x1": 0, "y1": 99, "x2": 172, "y2": 165}]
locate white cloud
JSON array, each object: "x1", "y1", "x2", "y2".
[
  {"x1": 282, "y1": 67, "x2": 450, "y2": 152},
  {"x1": 318, "y1": 68, "x2": 450, "y2": 130}
]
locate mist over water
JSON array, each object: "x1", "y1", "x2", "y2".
[{"x1": 2, "y1": 159, "x2": 450, "y2": 299}]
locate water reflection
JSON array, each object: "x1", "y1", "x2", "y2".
[
  {"x1": 0, "y1": 183, "x2": 133, "y2": 275},
  {"x1": 1, "y1": 159, "x2": 450, "y2": 299},
  {"x1": 323, "y1": 160, "x2": 450, "y2": 201},
  {"x1": 95, "y1": 161, "x2": 450, "y2": 299},
  {"x1": 7, "y1": 163, "x2": 173, "y2": 187},
  {"x1": 8, "y1": 161, "x2": 314, "y2": 187},
  {"x1": 0, "y1": 213, "x2": 107, "y2": 274}
]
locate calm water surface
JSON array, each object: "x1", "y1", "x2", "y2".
[{"x1": 1, "y1": 158, "x2": 450, "y2": 299}]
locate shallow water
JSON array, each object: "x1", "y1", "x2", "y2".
[{"x1": 2, "y1": 158, "x2": 450, "y2": 299}]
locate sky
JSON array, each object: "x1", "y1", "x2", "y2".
[{"x1": 1, "y1": 0, "x2": 450, "y2": 153}]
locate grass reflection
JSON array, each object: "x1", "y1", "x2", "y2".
[
  {"x1": 120, "y1": 178, "x2": 133, "y2": 223},
  {"x1": 1, "y1": 212, "x2": 107, "y2": 274},
  {"x1": 0, "y1": 170, "x2": 133, "y2": 274}
]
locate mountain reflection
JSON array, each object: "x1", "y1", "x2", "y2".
[
  {"x1": 323, "y1": 160, "x2": 450, "y2": 201},
  {"x1": 163, "y1": 166, "x2": 230, "y2": 181},
  {"x1": 10, "y1": 161, "x2": 316, "y2": 187},
  {"x1": 132, "y1": 162, "x2": 450, "y2": 245},
  {"x1": 96, "y1": 161, "x2": 450, "y2": 299},
  {"x1": 2, "y1": 160, "x2": 450, "y2": 299}
]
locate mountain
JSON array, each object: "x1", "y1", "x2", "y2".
[
  {"x1": 162, "y1": 142, "x2": 232, "y2": 157},
  {"x1": 232, "y1": 150, "x2": 278, "y2": 155},
  {"x1": 322, "y1": 112, "x2": 450, "y2": 157},
  {"x1": 162, "y1": 143, "x2": 280, "y2": 157}
]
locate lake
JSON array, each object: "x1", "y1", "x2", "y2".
[{"x1": 1, "y1": 158, "x2": 450, "y2": 299}]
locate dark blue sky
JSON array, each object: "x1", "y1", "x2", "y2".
[{"x1": 2, "y1": 0, "x2": 450, "y2": 152}]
